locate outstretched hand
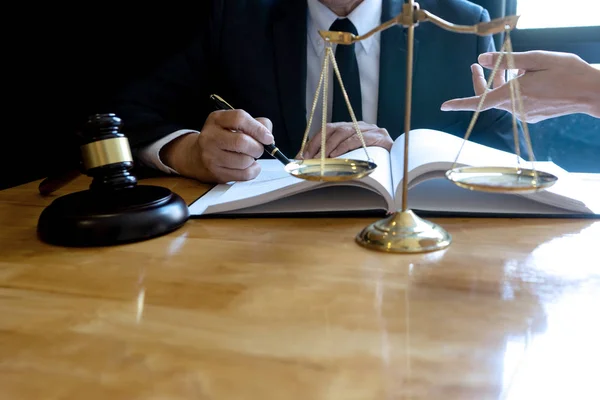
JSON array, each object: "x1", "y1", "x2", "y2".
[{"x1": 441, "y1": 51, "x2": 600, "y2": 123}]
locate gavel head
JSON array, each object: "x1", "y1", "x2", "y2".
[{"x1": 79, "y1": 113, "x2": 137, "y2": 191}]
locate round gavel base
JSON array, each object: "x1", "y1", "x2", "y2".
[{"x1": 37, "y1": 185, "x2": 189, "y2": 247}]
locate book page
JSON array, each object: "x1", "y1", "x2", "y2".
[
  {"x1": 188, "y1": 145, "x2": 395, "y2": 216},
  {"x1": 520, "y1": 165, "x2": 600, "y2": 214},
  {"x1": 389, "y1": 129, "x2": 523, "y2": 198},
  {"x1": 385, "y1": 129, "x2": 600, "y2": 214},
  {"x1": 211, "y1": 185, "x2": 389, "y2": 215},
  {"x1": 408, "y1": 178, "x2": 579, "y2": 215}
]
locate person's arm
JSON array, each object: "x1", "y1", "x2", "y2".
[
  {"x1": 113, "y1": 1, "x2": 274, "y2": 183},
  {"x1": 135, "y1": 129, "x2": 200, "y2": 174},
  {"x1": 441, "y1": 51, "x2": 600, "y2": 123}
]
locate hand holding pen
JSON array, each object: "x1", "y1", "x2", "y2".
[
  {"x1": 210, "y1": 94, "x2": 291, "y2": 166},
  {"x1": 160, "y1": 97, "x2": 282, "y2": 183}
]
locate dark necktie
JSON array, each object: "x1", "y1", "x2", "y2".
[{"x1": 330, "y1": 18, "x2": 363, "y2": 123}]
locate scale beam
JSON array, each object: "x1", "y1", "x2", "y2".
[{"x1": 319, "y1": 2, "x2": 520, "y2": 45}]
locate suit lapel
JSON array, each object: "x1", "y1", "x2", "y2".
[
  {"x1": 377, "y1": 0, "x2": 419, "y2": 138},
  {"x1": 272, "y1": 0, "x2": 307, "y2": 153}
]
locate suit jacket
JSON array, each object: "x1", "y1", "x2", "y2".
[{"x1": 114, "y1": 0, "x2": 524, "y2": 158}]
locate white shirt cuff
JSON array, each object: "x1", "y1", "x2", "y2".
[{"x1": 136, "y1": 129, "x2": 199, "y2": 174}]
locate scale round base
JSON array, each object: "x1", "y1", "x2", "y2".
[
  {"x1": 356, "y1": 209, "x2": 452, "y2": 253},
  {"x1": 285, "y1": 158, "x2": 377, "y2": 182},
  {"x1": 446, "y1": 166, "x2": 558, "y2": 193}
]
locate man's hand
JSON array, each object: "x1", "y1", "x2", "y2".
[
  {"x1": 160, "y1": 109, "x2": 274, "y2": 183},
  {"x1": 441, "y1": 51, "x2": 600, "y2": 123},
  {"x1": 300, "y1": 121, "x2": 393, "y2": 159}
]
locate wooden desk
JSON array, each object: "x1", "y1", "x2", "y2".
[{"x1": 1, "y1": 177, "x2": 599, "y2": 400}]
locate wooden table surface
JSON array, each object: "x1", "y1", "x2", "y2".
[{"x1": 1, "y1": 176, "x2": 599, "y2": 400}]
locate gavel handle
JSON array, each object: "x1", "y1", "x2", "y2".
[{"x1": 38, "y1": 170, "x2": 82, "y2": 196}]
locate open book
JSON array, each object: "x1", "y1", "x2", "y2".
[{"x1": 189, "y1": 129, "x2": 600, "y2": 217}]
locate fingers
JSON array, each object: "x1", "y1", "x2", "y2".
[
  {"x1": 329, "y1": 128, "x2": 393, "y2": 157},
  {"x1": 478, "y1": 51, "x2": 550, "y2": 72},
  {"x1": 255, "y1": 117, "x2": 274, "y2": 135},
  {"x1": 213, "y1": 148, "x2": 256, "y2": 170},
  {"x1": 302, "y1": 130, "x2": 321, "y2": 159},
  {"x1": 170, "y1": 110, "x2": 274, "y2": 183},
  {"x1": 471, "y1": 64, "x2": 487, "y2": 96},
  {"x1": 329, "y1": 135, "x2": 361, "y2": 158},
  {"x1": 206, "y1": 111, "x2": 274, "y2": 159},
  {"x1": 303, "y1": 125, "x2": 328, "y2": 159},
  {"x1": 492, "y1": 67, "x2": 506, "y2": 89},
  {"x1": 441, "y1": 96, "x2": 488, "y2": 112},
  {"x1": 303, "y1": 122, "x2": 392, "y2": 159},
  {"x1": 217, "y1": 130, "x2": 264, "y2": 159},
  {"x1": 214, "y1": 162, "x2": 262, "y2": 183},
  {"x1": 195, "y1": 111, "x2": 274, "y2": 182},
  {"x1": 322, "y1": 124, "x2": 360, "y2": 157},
  {"x1": 441, "y1": 83, "x2": 511, "y2": 112},
  {"x1": 303, "y1": 122, "x2": 364, "y2": 159},
  {"x1": 211, "y1": 109, "x2": 274, "y2": 145},
  {"x1": 457, "y1": 59, "x2": 506, "y2": 111},
  {"x1": 200, "y1": 148, "x2": 261, "y2": 182},
  {"x1": 472, "y1": 62, "x2": 505, "y2": 94}
]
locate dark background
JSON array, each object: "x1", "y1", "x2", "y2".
[{"x1": 1, "y1": 5, "x2": 208, "y2": 190}]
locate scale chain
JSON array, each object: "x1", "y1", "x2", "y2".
[
  {"x1": 451, "y1": 30, "x2": 539, "y2": 185},
  {"x1": 297, "y1": 43, "x2": 373, "y2": 176},
  {"x1": 327, "y1": 47, "x2": 371, "y2": 160},
  {"x1": 299, "y1": 47, "x2": 329, "y2": 160}
]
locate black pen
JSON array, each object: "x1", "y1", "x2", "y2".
[{"x1": 210, "y1": 94, "x2": 292, "y2": 166}]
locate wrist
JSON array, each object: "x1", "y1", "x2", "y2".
[
  {"x1": 159, "y1": 132, "x2": 218, "y2": 183},
  {"x1": 159, "y1": 132, "x2": 199, "y2": 175},
  {"x1": 582, "y1": 65, "x2": 600, "y2": 118}
]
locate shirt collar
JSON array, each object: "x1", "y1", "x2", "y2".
[{"x1": 307, "y1": 0, "x2": 382, "y2": 56}]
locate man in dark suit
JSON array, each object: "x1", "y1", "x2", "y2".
[{"x1": 114, "y1": 0, "x2": 522, "y2": 184}]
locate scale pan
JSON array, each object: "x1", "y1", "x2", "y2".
[
  {"x1": 285, "y1": 158, "x2": 377, "y2": 182},
  {"x1": 445, "y1": 166, "x2": 558, "y2": 193}
]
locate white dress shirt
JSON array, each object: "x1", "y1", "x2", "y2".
[
  {"x1": 138, "y1": 0, "x2": 382, "y2": 174},
  {"x1": 306, "y1": 0, "x2": 381, "y2": 130}
]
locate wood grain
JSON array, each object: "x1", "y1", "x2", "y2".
[{"x1": 1, "y1": 176, "x2": 599, "y2": 399}]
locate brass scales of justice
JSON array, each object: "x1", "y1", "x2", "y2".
[{"x1": 283, "y1": 0, "x2": 559, "y2": 253}]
